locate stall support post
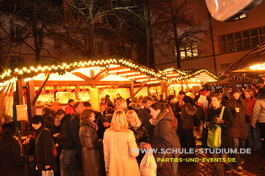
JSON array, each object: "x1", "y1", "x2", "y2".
[
  {"x1": 26, "y1": 80, "x2": 36, "y2": 120},
  {"x1": 180, "y1": 79, "x2": 184, "y2": 91},
  {"x1": 90, "y1": 88, "x2": 100, "y2": 111},
  {"x1": 185, "y1": 81, "x2": 190, "y2": 92},
  {"x1": 134, "y1": 81, "x2": 147, "y2": 97},
  {"x1": 15, "y1": 76, "x2": 27, "y2": 135},
  {"x1": 161, "y1": 82, "x2": 168, "y2": 101},
  {"x1": 147, "y1": 86, "x2": 151, "y2": 95},
  {"x1": 130, "y1": 81, "x2": 134, "y2": 98}
]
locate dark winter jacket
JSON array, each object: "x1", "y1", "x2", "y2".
[
  {"x1": 35, "y1": 127, "x2": 57, "y2": 172},
  {"x1": 137, "y1": 107, "x2": 154, "y2": 139},
  {"x1": 181, "y1": 103, "x2": 198, "y2": 129},
  {"x1": 94, "y1": 111, "x2": 105, "y2": 139},
  {"x1": 57, "y1": 114, "x2": 76, "y2": 149},
  {"x1": 0, "y1": 136, "x2": 29, "y2": 176},
  {"x1": 226, "y1": 97, "x2": 248, "y2": 138},
  {"x1": 69, "y1": 113, "x2": 82, "y2": 149},
  {"x1": 208, "y1": 106, "x2": 233, "y2": 149},
  {"x1": 151, "y1": 109, "x2": 181, "y2": 176},
  {"x1": 79, "y1": 121, "x2": 106, "y2": 176},
  {"x1": 129, "y1": 123, "x2": 150, "y2": 145}
]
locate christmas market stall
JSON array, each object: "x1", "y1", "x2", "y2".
[
  {"x1": 159, "y1": 68, "x2": 218, "y2": 95},
  {"x1": 214, "y1": 42, "x2": 265, "y2": 89},
  {"x1": 0, "y1": 58, "x2": 167, "y2": 125}
]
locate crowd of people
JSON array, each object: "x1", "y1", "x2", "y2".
[{"x1": 1, "y1": 84, "x2": 265, "y2": 176}]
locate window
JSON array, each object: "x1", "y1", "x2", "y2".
[
  {"x1": 218, "y1": 25, "x2": 265, "y2": 54},
  {"x1": 259, "y1": 27, "x2": 265, "y2": 43},
  {"x1": 179, "y1": 42, "x2": 199, "y2": 60},
  {"x1": 10, "y1": 25, "x2": 22, "y2": 41},
  {"x1": 232, "y1": 13, "x2": 247, "y2": 20}
]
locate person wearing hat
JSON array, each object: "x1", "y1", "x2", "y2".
[
  {"x1": 31, "y1": 115, "x2": 57, "y2": 175},
  {"x1": 252, "y1": 87, "x2": 265, "y2": 146},
  {"x1": 226, "y1": 87, "x2": 248, "y2": 173}
]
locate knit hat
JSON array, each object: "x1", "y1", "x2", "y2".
[
  {"x1": 258, "y1": 87, "x2": 265, "y2": 95},
  {"x1": 231, "y1": 87, "x2": 241, "y2": 94}
]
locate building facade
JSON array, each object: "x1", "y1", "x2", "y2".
[{"x1": 154, "y1": 0, "x2": 265, "y2": 75}]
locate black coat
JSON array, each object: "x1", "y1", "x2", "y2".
[
  {"x1": 0, "y1": 136, "x2": 29, "y2": 176},
  {"x1": 129, "y1": 124, "x2": 150, "y2": 145},
  {"x1": 35, "y1": 127, "x2": 57, "y2": 172},
  {"x1": 151, "y1": 109, "x2": 181, "y2": 176},
  {"x1": 208, "y1": 106, "x2": 233, "y2": 149},
  {"x1": 79, "y1": 121, "x2": 106, "y2": 176},
  {"x1": 69, "y1": 114, "x2": 82, "y2": 149},
  {"x1": 94, "y1": 111, "x2": 105, "y2": 139},
  {"x1": 226, "y1": 98, "x2": 248, "y2": 138},
  {"x1": 181, "y1": 103, "x2": 197, "y2": 130},
  {"x1": 137, "y1": 107, "x2": 154, "y2": 139},
  {"x1": 57, "y1": 114, "x2": 76, "y2": 149}
]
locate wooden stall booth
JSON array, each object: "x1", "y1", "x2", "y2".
[
  {"x1": 217, "y1": 42, "x2": 265, "y2": 89},
  {"x1": 0, "y1": 58, "x2": 168, "y2": 122},
  {"x1": 159, "y1": 68, "x2": 218, "y2": 95}
]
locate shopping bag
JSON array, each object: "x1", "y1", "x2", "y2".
[
  {"x1": 207, "y1": 106, "x2": 225, "y2": 148},
  {"x1": 207, "y1": 125, "x2": 222, "y2": 148},
  {"x1": 140, "y1": 149, "x2": 157, "y2": 176},
  {"x1": 42, "y1": 170, "x2": 54, "y2": 176}
]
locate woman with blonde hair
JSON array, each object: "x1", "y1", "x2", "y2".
[
  {"x1": 115, "y1": 99, "x2": 127, "y2": 112},
  {"x1": 126, "y1": 110, "x2": 150, "y2": 164},
  {"x1": 103, "y1": 111, "x2": 140, "y2": 176}
]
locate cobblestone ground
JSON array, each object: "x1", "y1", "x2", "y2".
[{"x1": 178, "y1": 137, "x2": 265, "y2": 176}]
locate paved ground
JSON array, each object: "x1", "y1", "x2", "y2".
[{"x1": 178, "y1": 138, "x2": 265, "y2": 176}]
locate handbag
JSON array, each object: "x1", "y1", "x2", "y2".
[
  {"x1": 140, "y1": 149, "x2": 157, "y2": 176},
  {"x1": 207, "y1": 106, "x2": 225, "y2": 148},
  {"x1": 42, "y1": 170, "x2": 54, "y2": 176}
]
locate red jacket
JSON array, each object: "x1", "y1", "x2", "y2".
[
  {"x1": 244, "y1": 97, "x2": 256, "y2": 123},
  {"x1": 65, "y1": 105, "x2": 74, "y2": 115}
]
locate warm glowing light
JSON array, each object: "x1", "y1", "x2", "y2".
[
  {"x1": 249, "y1": 63, "x2": 265, "y2": 70},
  {"x1": 100, "y1": 74, "x2": 130, "y2": 81}
]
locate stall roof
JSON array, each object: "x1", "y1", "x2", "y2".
[
  {"x1": 0, "y1": 58, "x2": 167, "y2": 87},
  {"x1": 0, "y1": 58, "x2": 218, "y2": 89},
  {"x1": 159, "y1": 68, "x2": 218, "y2": 83},
  {"x1": 185, "y1": 69, "x2": 218, "y2": 83},
  {"x1": 219, "y1": 42, "x2": 265, "y2": 74}
]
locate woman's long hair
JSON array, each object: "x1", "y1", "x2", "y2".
[
  {"x1": 164, "y1": 103, "x2": 178, "y2": 129},
  {"x1": 110, "y1": 110, "x2": 129, "y2": 131},
  {"x1": 151, "y1": 102, "x2": 177, "y2": 128},
  {"x1": 126, "y1": 110, "x2": 142, "y2": 128}
]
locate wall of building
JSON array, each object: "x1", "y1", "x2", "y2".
[{"x1": 180, "y1": 0, "x2": 265, "y2": 74}]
